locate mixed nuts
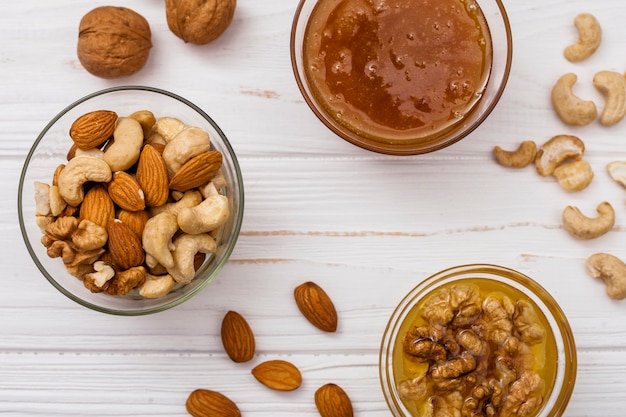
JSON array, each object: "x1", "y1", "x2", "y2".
[{"x1": 34, "y1": 109, "x2": 229, "y2": 298}]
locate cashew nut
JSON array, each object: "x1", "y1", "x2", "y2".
[
  {"x1": 585, "y1": 253, "x2": 626, "y2": 300},
  {"x1": 535, "y1": 135, "x2": 585, "y2": 176},
  {"x1": 57, "y1": 156, "x2": 112, "y2": 206},
  {"x1": 553, "y1": 160, "x2": 594, "y2": 192},
  {"x1": 49, "y1": 185, "x2": 67, "y2": 217},
  {"x1": 142, "y1": 212, "x2": 179, "y2": 269},
  {"x1": 150, "y1": 190, "x2": 203, "y2": 217},
  {"x1": 168, "y1": 233, "x2": 217, "y2": 284},
  {"x1": 607, "y1": 161, "x2": 626, "y2": 188},
  {"x1": 593, "y1": 70, "x2": 626, "y2": 126},
  {"x1": 129, "y1": 110, "x2": 156, "y2": 137},
  {"x1": 562, "y1": 201, "x2": 614, "y2": 239},
  {"x1": 103, "y1": 117, "x2": 144, "y2": 172},
  {"x1": 551, "y1": 73, "x2": 597, "y2": 126},
  {"x1": 155, "y1": 116, "x2": 186, "y2": 143},
  {"x1": 177, "y1": 194, "x2": 229, "y2": 234},
  {"x1": 139, "y1": 273, "x2": 176, "y2": 298},
  {"x1": 34, "y1": 181, "x2": 51, "y2": 216},
  {"x1": 564, "y1": 13, "x2": 602, "y2": 62},
  {"x1": 162, "y1": 127, "x2": 211, "y2": 175},
  {"x1": 493, "y1": 141, "x2": 537, "y2": 168}
]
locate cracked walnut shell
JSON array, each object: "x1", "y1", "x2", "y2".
[
  {"x1": 77, "y1": 6, "x2": 152, "y2": 79},
  {"x1": 165, "y1": 0, "x2": 236, "y2": 45}
]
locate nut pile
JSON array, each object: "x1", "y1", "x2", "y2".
[
  {"x1": 186, "y1": 281, "x2": 354, "y2": 417},
  {"x1": 34, "y1": 109, "x2": 229, "y2": 298},
  {"x1": 494, "y1": 13, "x2": 626, "y2": 301}
]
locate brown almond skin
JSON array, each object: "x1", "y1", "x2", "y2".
[
  {"x1": 117, "y1": 209, "x2": 150, "y2": 239},
  {"x1": 136, "y1": 144, "x2": 169, "y2": 207},
  {"x1": 186, "y1": 389, "x2": 241, "y2": 417},
  {"x1": 221, "y1": 311, "x2": 255, "y2": 363},
  {"x1": 315, "y1": 383, "x2": 354, "y2": 417},
  {"x1": 251, "y1": 360, "x2": 302, "y2": 391},
  {"x1": 69, "y1": 110, "x2": 117, "y2": 150},
  {"x1": 294, "y1": 281, "x2": 338, "y2": 332},
  {"x1": 108, "y1": 171, "x2": 146, "y2": 211},
  {"x1": 80, "y1": 184, "x2": 115, "y2": 228},
  {"x1": 169, "y1": 151, "x2": 223, "y2": 192},
  {"x1": 106, "y1": 219, "x2": 145, "y2": 269}
]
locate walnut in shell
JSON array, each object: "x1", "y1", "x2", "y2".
[
  {"x1": 165, "y1": 0, "x2": 236, "y2": 45},
  {"x1": 77, "y1": 6, "x2": 152, "y2": 79}
]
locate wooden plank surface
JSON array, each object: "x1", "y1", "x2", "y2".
[{"x1": 3, "y1": 0, "x2": 626, "y2": 415}]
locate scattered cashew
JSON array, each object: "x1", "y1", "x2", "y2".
[
  {"x1": 553, "y1": 160, "x2": 594, "y2": 191},
  {"x1": 103, "y1": 117, "x2": 144, "y2": 172},
  {"x1": 34, "y1": 181, "x2": 51, "y2": 216},
  {"x1": 593, "y1": 70, "x2": 626, "y2": 126},
  {"x1": 139, "y1": 273, "x2": 176, "y2": 298},
  {"x1": 155, "y1": 116, "x2": 186, "y2": 142},
  {"x1": 535, "y1": 135, "x2": 585, "y2": 176},
  {"x1": 564, "y1": 13, "x2": 602, "y2": 62},
  {"x1": 551, "y1": 73, "x2": 597, "y2": 126},
  {"x1": 168, "y1": 233, "x2": 217, "y2": 284},
  {"x1": 75, "y1": 147, "x2": 105, "y2": 159},
  {"x1": 162, "y1": 127, "x2": 211, "y2": 175},
  {"x1": 57, "y1": 156, "x2": 112, "y2": 206},
  {"x1": 607, "y1": 161, "x2": 626, "y2": 188},
  {"x1": 585, "y1": 253, "x2": 626, "y2": 300},
  {"x1": 142, "y1": 212, "x2": 179, "y2": 269},
  {"x1": 493, "y1": 141, "x2": 537, "y2": 168},
  {"x1": 178, "y1": 194, "x2": 229, "y2": 234},
  {"x1": 562, "y1": 201, "x2": 614, "y2": 240},
  {"x1": 49, "y1": 186, "x2": 67, "y2": 217}
]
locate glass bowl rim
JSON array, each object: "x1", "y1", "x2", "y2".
[
  {"x1": 289, "y1": 0, "x2": 514, "y2": 155},
  {"x1": 379, "y1": 263, "x2": 577, "y2": 416},
  {"x1": 17, "y1": 85, "x2": 245, "y2": 316}
]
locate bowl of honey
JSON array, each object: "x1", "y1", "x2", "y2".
[
  {"x1": 379, "y1": 264, "x2": 577, "y2": 416},
  {"x1": 291, "y1": 0, "x2": 513, "y2": 155}
]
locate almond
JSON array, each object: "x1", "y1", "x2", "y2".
[
  {"x1": 69, "y1": 110, "x2": 117, "y2": 150},
  {"x1": 315, "y1": 383, "x2": 354, "y2": 417},
  {"x1": 117, "y1": 209, "x2": 150, "y2": 238},
  {"x1": 221, "y1": 311, "x2": 255, "y2": 363},
  {"x1": 136, "y1": 145, "x2": 169, "y2": 207},
  {"x1": 80, "y1": 184, "x2": 115, "y2": 228},
  {"x1": 106, "y1": 219, "x2": 145, "y2": 269},
  {"x1": 169, "y1": 151, "x2": 223, "y2": 192},
  {"x1": 294, "y1": 281, "x2": 338, "y2": 332},
  {"x1": 251, "y1": 360, "x2": 302, "y2": 391},
  {"x1": 107, "y1": 171, "x2": 146, "y2": 211},
  {"x1": 186, "y1": 389, "x2": 241, "y2": 417}
]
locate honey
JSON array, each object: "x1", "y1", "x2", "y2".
[
  {"x1": 302, "y1": 0, "x2": 492, "y2": 143},
  {"x1": 393, "y1": 278, "x2": 558, "y2": 416}
]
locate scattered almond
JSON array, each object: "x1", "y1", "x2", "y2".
[
  {"x1": 221, "y1": 310, "x2": 255, "y2": 363},
  {"x1": 136, "y1": 144, "x2": 169, "y2": 207},
  {"x1": 169, "y1": 150, "x2": 223, "y2": 192},
  {"x1": 117, "y1": 209, "x2": 150, "y2": 239},
  {"x1": 107, "y1": 171, "x2": 146, "y2": 211},
  {"x1": 294, "y1": 281, "x2": 338, "y2": 332},
  {"x1": 186, "y1": 389, "x2": 241, "y2": 417},
  {"x1": 315, "y1": 383, "x2": 354, "y2": 417},
  {"x1": 69, "y1": 110, "x2": 117, "y2": 150},
  {"x1": 106, "y1": 219, "x2": 145, "y2": 269},
  {"x1": 251, "y1": 360, "x2": 302, "y2": 391}
]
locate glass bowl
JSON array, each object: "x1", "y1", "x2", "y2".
[
  {"x1": 380, "y1": 264, "x2": 576, "y2": 416},
  {"x1": 291, "y1": 0, "x2": 513, "y2": 155},
  {"x1": 18, "y1": 86, "x2": 244, "y2": 315}
]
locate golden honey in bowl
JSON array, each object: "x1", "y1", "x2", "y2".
[
  {"x1": 302, "y1": 0, "x2": 492, "y2": 145},
  {"x1": 393, "y1": 278, "x2": 557, "y2": 417}
]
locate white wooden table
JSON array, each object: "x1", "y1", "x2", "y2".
[{"x1": 3, "y1": 0, "x2": 626, "y2": 415}]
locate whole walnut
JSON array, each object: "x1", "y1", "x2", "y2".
[
  {"x1": 77, "y1": 6, "x2": 152, "y2": 79},
  {"x1": 165, "y1": 0, "x2": 236, "y2": 45}
]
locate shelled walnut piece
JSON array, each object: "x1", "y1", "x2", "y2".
[
  {"x1": 34, "y1": 110, "x2": 230, "y2": 298},
  {"x1": 398, "y1": 283, "x2": 548, "y2": 417}
]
